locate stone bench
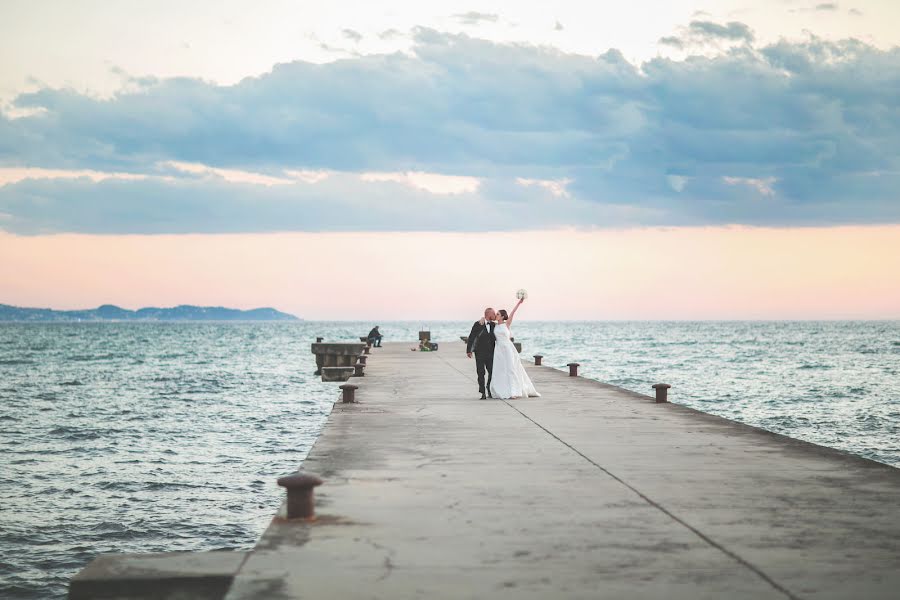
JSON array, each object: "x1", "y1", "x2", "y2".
[
  {"x1": 321, "y1": 366, "x2": 356, "y2": 382},
  {"x1": 311, "y1": 342, "x2": 367, "y2": 376}
]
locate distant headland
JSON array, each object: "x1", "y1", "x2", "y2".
[{"x1": 0, "y1": 303, "x2": 300, "y2": 322}]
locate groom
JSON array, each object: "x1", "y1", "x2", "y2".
[{"x1": 466, "y1": 307, "x2": 497, "y2": 399}]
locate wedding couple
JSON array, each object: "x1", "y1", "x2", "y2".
[{"x1": 466, "y1": 296, "x2": 541, "y2": 400}]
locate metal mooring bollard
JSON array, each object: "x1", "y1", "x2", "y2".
[
  {"x1": 567, "y1": 362, "x2": 580, "y2": 377},
  {"x1": 276, "y1": 472, "x2": 323, "y2": 519},
  {"x1": 353, "y1": 363, "x2": 365, "y2": 377},
  {"x1": 358, "y1": 355, "x2": 367, "y2": 365},
  {"x1": 316, "y1": 336, "x2": 324, "y2": 343},
  {"x1": 533, "y1": 354, "x2": 543, "y2": 366},
  {"x1": 652, "y1": 383, "x2": 671, "y2": 403},
  {"x1": 364, "y1": 345, "x2": 371, "y2": 355},
  {"x1": 340, "y1": 384, "x2": 358, "y2": 403}
]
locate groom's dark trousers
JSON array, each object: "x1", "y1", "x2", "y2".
[
  {"x1": 467, "y1": 320, "x2": 496, "y2": 395},
  {"x1": 475, "y1": 352, "x2": 493, "y2": 395}
]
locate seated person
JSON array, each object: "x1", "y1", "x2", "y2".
[{"x1": 367, "y1": 326, "x2": 383, "y2": 347}]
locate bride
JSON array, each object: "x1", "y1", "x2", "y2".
[{"x1": 489, "y1": 296, "x2": 541, "y2": 399}]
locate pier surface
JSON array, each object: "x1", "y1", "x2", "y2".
[{"x1": 219, "y1": 341, "x2": 900, "y2": 599}]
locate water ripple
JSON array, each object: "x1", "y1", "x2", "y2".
[
  {"x1": 1, "y1": 320, "x2": 898, "y2": 599},
  {"x1": 0, "y1": 322, "x2": 337, "y2": 599}
]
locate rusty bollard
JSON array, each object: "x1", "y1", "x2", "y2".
[
  {"x1": 353, "y1": 363, "x2": 365, "y2": 377},
  {"x1": 358, "y1": 354, "x2": 367, "y2": 365},
  {"x1": 652, "y1": 383, "x2": 671, "y2": 403},
  {"x1": 340, "y1": 383, "x2": 358, "y2": 403},
  {"x1": 567, "y1": 362, "x2": 580, "y2": 377},
  {"x1": 277, "y1": 472, "x2": 323, "y2": 520},
  {"x1": 364, "y1": 345, "x2": 371, "y2": 355},
  {"x1": 316, "y1": 336, "x2": 324, "y2": 343},
  {"x1": 533, "y1": 354, "x2": 543, "y2": 366}
]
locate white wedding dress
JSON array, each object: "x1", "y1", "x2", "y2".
[{"x1": 489, "y1": 323, "x2": 541, "y2": 399}]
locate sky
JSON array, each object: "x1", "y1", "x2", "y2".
[{"x1": 0, "y1": 0, "x2": 898, "y2": 319}]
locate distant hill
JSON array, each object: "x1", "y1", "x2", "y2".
[{"x1": 0, "y1": 303, "x2": 300, "y2": 322}]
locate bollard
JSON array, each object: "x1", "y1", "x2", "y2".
[
  {"x1": 357, "y1": 355, "x2": 367, "y2": 365},
  {"x1": 340, "y1": 383, "x2": 358, "y2": 403},
  {"x1": 276, "y1": 472, "x2": 323, "y2": 520},
  {"x1": 316, "y1": 337, "x2": 324, "y2": 343},
  {"x1": 652, "y1": 383, "x2": 671, "y2": 403},
  {"x1": 567, "y1": 362, "x2": 580, "y2": 377},
  {"x1": 353, "y1": 363, "x2": 365, "y2": 377},
  {"x1": 364, "y1": 345, "x2": 371, "y2": 355},
  {"x1": 533, "y1": 354, "x2": 543, "y2": 366}
]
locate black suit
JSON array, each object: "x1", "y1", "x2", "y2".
[{"x1": 467, "y1": 320, "x2": 496, "y2": 395}]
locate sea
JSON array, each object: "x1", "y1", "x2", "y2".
[{"x1": 1, "y1": 320, "x2": 898, "y2": 599}]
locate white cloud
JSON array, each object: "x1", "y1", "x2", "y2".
[
  {"x1": 283, "y1": 169, "x2": 332, "y2": 184},
  {"x1": 515, "y1": 177, "x2": 572, "y2": 198},
  {"x1": 161, "y1": 161, "x2": 296, "y2": 186},
  {"x1": 723, "y1": 176, "x2": 777, "y2": 197},
  {"x1": 0, "y1": 167, "x2": 150, "y2": 186},
  {"x1": 360, "y1": 171, "x2": 481, "y2": 194},
  {"x1": 667, "y1": 175, "x2": 689, "y2": 192}
]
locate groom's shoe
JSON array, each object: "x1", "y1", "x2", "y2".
[
  {"x1": 487, "y1": 392, "x2": 493, "y2": 398},
  {"x1": 480, "y1": 393, "x2": 487, "y2": 400}
]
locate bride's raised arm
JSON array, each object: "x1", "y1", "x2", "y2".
[{"x1": 506, "y1": 297, "x2": 524, "y2": 327}]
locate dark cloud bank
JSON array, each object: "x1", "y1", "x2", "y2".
[{"x1": 1, "y1": 27, "x2": 899, "y2": 234}]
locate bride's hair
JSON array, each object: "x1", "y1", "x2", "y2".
[{"x1": 498, "y1": 309, "x2": 508, "y2": 321}]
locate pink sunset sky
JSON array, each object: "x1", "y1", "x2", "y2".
[
  {"x1": 1, "y1": 1, "x2": 899, "y2": 320},
  {"x1": 2, "y1": 227, "x2": 898, "y2": 320}
]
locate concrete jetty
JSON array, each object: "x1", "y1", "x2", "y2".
[
  {"x1": 226, "y1": 342, "x2": 900, "y2": 599},
  {"x1": 71, "y1": 341, "x2": 900, "y2": 599}
]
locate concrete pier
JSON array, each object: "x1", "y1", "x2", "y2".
[{"x1": 224, "y1": 342, "x2": 900, "y2": 599}]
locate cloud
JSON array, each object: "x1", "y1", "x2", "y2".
[
  {"x1": 359, "y1": 171, "x2": 480, "y2": 194},
  {"x1": 0, "y1": 170, "x2": 671, "y2": 234},
  {"x1": 452, "y1": 12, "x2": 499, "y2": 26},
  {"x1": 792, "y1": 2, "x2": 857, "y2": 14},
  {"x1": 1, "y1": 29, "x2": 899, "y2": 233},
  {"x1": 516, "y1": 177, "x2": 572, "y2": 198},
  {"x1": 161, "y1": 160, "x2": 300, "y2": 185},
  {"x1": 341, "y1": 29, "x2": 363, "y2": 43},
  {"x1": 659, "y1": 20, "x2": 754, "y2": 50},
  {"x1": 723, "y1": 176, "x2": 777, "y2": 197},
  {"x1": 658, "y1": 35, "x2": 684, "y2": 49},
  {"x1": 0, "y1": 167, "x2": 150, "y2": 185},
  {"x1": 687, "y1": 20, "x2": 755, "y2": 43}
]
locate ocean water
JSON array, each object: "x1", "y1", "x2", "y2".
[{"x1": 1, "y1": 320, "x2": 898, "y2": 598}]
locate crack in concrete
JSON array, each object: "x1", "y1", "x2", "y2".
[{"x1": 359, "y1": 537, "x2": 396, "y2": 582}]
